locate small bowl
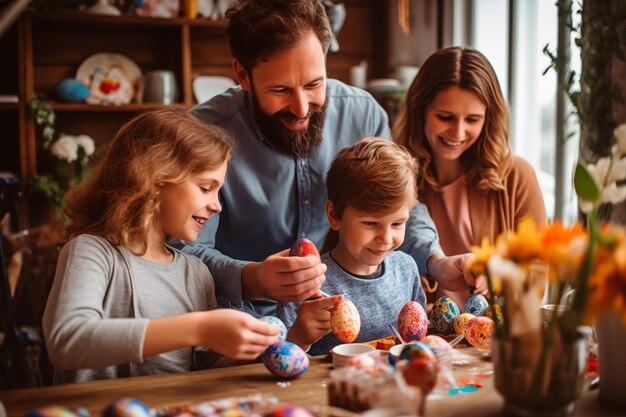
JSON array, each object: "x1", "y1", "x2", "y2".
[
  {"x1": 389, "y1": 343, "x2": 406, "y2": 365},
  {"x1": 332, "y1": 343, "x2": 375, "y2": 368}
]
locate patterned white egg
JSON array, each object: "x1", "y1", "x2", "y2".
[{"x1": 330, "y1": 297, "x2": 361, "y2": 343}]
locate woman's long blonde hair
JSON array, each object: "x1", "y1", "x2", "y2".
[
  {"x1": 64, "y1": 109, "x2": 233, "y2": 254},
  {"x1": 393, "y1": 46, "x2": 511, "y2": 192}
]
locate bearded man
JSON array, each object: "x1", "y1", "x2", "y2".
[{"x1": 176, "y1": 0, "x2": 477, "y2": 318}]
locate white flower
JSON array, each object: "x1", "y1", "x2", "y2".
[
  {"x1": 600, "y1": 182, "x2": 626, "y2": 205},
  {"x1": 607, "y1": 156, "x2": 626, "y2": 183},
  {"x1": 50, "y1": 135, "x2": 78, "y2": 162},
  {"x1": 579, "y1": 200, "x2": 594, "y2": 214},
  {"x1": 74, "y1": 134, "x2": 95, "y2": 156},
  {"x1": 585, "y1": 157, "x2": 611, "y2": 188},
  {"x1": 613, "y1": 124, "x2": 626, "y2": 156},
  {"x1": 487, "y1": 255, "x2": 527, "y2": 282}
]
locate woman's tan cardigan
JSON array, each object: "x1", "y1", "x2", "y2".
[{"x1": 420, "y1": 156, "x2": 548, "y2": 250}]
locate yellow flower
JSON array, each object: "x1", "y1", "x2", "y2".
[
  {"x1": 468, "y1": 237, "x2": 497, "y2": 276},
  {"x1": 497, "y1": 217, "x2": 543, "y2": 266}
]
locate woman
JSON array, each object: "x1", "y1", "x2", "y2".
[{"x1": 394, "y1": 46, "x2": 547, "y2": 309}]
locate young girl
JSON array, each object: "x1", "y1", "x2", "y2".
[
  {"x1": 393, "y1": 47, "x2": 547, "y2": 309},
  {"x1": 43, "y1": 109, "x2": 279, "y2": 384},
  {"x1": 277, "y1": 137, "x2": 427, "y2": 355}
]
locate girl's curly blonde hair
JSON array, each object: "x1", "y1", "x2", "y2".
[{"x1": 64, "y1": 109, "x2": 233, "y2": 255}]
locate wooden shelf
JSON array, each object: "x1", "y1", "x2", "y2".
[
  {"x1": 30, "y1": 12, "x2": 229, "y2": 29},
  {"x1": 51, "y1": 103, "x2": 188, "y2": 112},
  {"x1": 0, "y1": 103, "x2": 19, "y2": 110}
]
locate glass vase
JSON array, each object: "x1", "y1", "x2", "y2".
[{"x1": 492, "y1": 331, "x2": 586, "y2": 417}]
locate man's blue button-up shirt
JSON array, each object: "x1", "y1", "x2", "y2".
[{"x1": 174, "y1": 79, "x2": 442, "y2": 316}]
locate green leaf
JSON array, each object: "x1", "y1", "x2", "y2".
[{"x1": 574, "y1": 162, "x2": 601, "y2": 202}]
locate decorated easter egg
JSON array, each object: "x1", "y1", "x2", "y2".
[
  {"x1": 26, "y1": 406, "x2": 84, "y2": 417},
  {"x1": 463, "y1": 316, "x2": 495, "y2": 351},
  {"x1": 330, "y1": 297, "x2": 360, "y2": 343},
  {"x1": 430, "y1": 296, "x2": 461, "y2": 335},
  {"x1": 422, "y1": 335, "x2": 452, "y2": 369},
  {"x1": 454, "y1": 313, "x2": 476, "y2": 335},
  {"x1": 463, "y1": 293, "x2": 489, "y2": 316},
  {"x1": 397, "y1": 301, "x2": 428, "y2": 342},
  {"x1": 102, "y1": 398, "x2": 150, "y2": 417},
  {"x1": 260, "y1": 316, "x2": 287, "y2": 342},
  {"x1": 391, "y1": 341, "x2": 437, "y2": 367},
  {"x1": 289, "y1": 237, "x2": 320, "y2": 260},
  {"x1": 55, "y1": 78, "x2": 89, "y2": 102},
  {"x1": 485, "y1": 303, "x2": 504, "y2": 327},
  {"x1": 262, "y1": 341, "x2": 309, "y2": 378},
  {"x1": 399, "y1": 357, "x2": 438, "y2": 394},
  {"x1": 265, "y1": 404, "x2": 316, "y2": 417}
]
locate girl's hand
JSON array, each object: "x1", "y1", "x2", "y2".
[
  {"x1": 198, "y1": 309, "x2": 280, "y2": 360},
  {"x1": 286, "y1": 295, "x2": 343, "y2": 350}
]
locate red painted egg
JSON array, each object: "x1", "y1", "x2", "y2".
[{"x1": 289, "y1": 237, "x2": 320, "y2": 260}]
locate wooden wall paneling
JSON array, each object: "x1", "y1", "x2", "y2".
[
  {"x1": 370, "y1": 0, "x2": 440, "y2": 79},
  {"x1": 190, "y1": 26, "x2": 231, "y2": 73},
  {"x1": 327, "y1": 0, "x2": 374, "y2": 83},
  {"x1": 181, "y1": 23, "x2": 192, "y2": 107},
  {"x1": 22, "y1": 14, "x2": 35, "y2": 181}
]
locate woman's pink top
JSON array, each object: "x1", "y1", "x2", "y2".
[{"x1": 429, "y1": 175, "x2": 473, "y2": 256}]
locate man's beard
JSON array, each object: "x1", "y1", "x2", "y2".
[{"x1": 251, "y1": 90, "x2": 327, "y2": 158}]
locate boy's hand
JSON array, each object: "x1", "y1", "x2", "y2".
[
  {"x1": 199, "y1": 310, "x2": 279, "y2": 360},
  {"x1": 287, "y1": 295, "x2": 343, "y2": 350},
  {"x1": 242, "y1": 249, "x2": 327, "y2": 302}
]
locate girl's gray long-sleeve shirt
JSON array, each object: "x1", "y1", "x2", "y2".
[{"x1": 43, "y1": 234, "x2": 231, "y2": 384}]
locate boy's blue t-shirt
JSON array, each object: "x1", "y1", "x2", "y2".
[{"x1": 277, "y1": 251, "x2": 426, "y2": 356}]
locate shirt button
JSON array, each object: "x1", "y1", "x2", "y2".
[
  {"x1": 301, "y1": 160, "x2": 306, "y2": 166},
  {"x1": 303, "y1": 199, "x2": 310, "y2": 206}
]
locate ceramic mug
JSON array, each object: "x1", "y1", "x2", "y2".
[{"x1": 142, "y1": 70, "x2": 178, "y2": 104}]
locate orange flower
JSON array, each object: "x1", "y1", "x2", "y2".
[
  {"x1": 587, "y1": 228, "x2": 626, "y2": 324},
  {"x1": 540, "y1": 222, "x2": 588, "y2": 284}
]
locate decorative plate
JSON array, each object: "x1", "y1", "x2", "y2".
[{"x1": 76, "y1": 53, "x2": 142, "y2": 105}]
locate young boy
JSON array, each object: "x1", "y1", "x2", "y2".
[{"x1": 277, "y1": 137, "x2": 427, "y2": 355}]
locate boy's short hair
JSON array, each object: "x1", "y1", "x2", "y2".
[{"x1": 326, "y1": 137, "x2": 419, "y2": 219}]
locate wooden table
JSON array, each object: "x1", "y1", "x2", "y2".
[{"x1": 0, "y1": 347, "x2": 622, "y2": 417}]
